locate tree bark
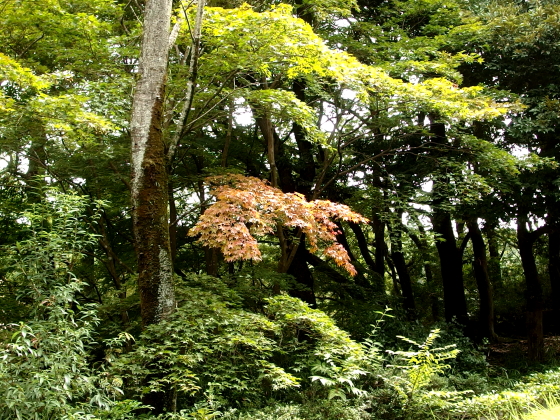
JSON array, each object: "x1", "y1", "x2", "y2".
[
  {"x1": 467, "y1": 218, "x2": 497, "y2": 341},
  {"x1": 517, "y1": 211, "x2": 544, "y2": 361},
  {"x1": 131, "y1": 0, "x2": 175, "y2": 328},
  {"x1": 429, "y1": 120, "x2": 468, "y2": 327},
  {"x1": 388, "y1": 214, "x2": 416, "y2": 319},
  {"x1": 130, "y1": 0, "x2": 176, "y2": 412}
]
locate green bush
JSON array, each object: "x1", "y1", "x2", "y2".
[
  {"x1": 111, "y1": 274, "x2": 368, "y2": 411},
  {"x1": 0, "y1": 193, "x2": 139, "y2": 419}
]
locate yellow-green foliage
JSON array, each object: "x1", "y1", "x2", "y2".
[
  {"x1": 524, "y1": 405, "x2": 560, "y2": 420},
  {"x1": 173, "y1": 2, "x2": 514, "y2": 151}
]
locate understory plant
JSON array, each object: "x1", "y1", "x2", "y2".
[
  {"x1": 383, "y1": 329, "x2": 460, "y2": 419},
  {"x1": 0, "y1": 193, "x2": 139, "y2": 419},
  {"x1": 110, "y1": 274, "x2": 368, "y2": 412}
]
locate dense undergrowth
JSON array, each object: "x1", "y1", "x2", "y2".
[{"x1": 2, "y1": 196, "x2": 560, "y2": 420}]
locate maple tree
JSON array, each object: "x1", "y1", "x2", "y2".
[{"x1": 189, "y1": 174, "x2": 368, "y2": 276}]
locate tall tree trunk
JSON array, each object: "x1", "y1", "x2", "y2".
[
  {"x1": 388, "y1": 213, "x2": 416, "y2": 319},
  {"x1": 130, "y1": 0, "x2": 175, "y2": 412},
  {"x1": 429, "y1": 120, "x2": 468, "y2": 327},
  {"x1": 549, "y1": 228, "x2": 560, "y2": 333},
  {"x1": 431, "y1": 209, "x2": 469, "y2": 326},
  {"x1": 131, "y1": 0, "x2": 174, "y2": 328},
  {"x1": 467, "y1": 218, "x2": 497, "y2": 341},
  {"x1": 517, "y1": 211, "x2": 544, "y2": 361}
]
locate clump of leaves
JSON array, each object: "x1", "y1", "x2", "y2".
[
  {"x1": 384, "y1": 329, "x2": 460, "y2": 416},
  {"x1": 188, "y1": 174, "x2": 368, "y2": 275},
  {"x1": 265, "y1": 295, "x2": 367, "y2": 401}
]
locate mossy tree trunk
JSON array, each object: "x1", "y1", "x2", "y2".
[
  {"x1": 130, "y1": 0, "x2": 175, "y2": 329},
  {"x1": 130, "y1": 0, "x2": 176, "y2": 412}
]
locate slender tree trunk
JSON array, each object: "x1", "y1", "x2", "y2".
[
  {"x1": 388, "y1": 214, "x2": 416, "y2": 319},
  {"x1": 408, "y1": 216, "x2": 440, "y2": 320},
  {"x1": 429, "y1": 120, "x2": 468, "y2": 327},
  {"x1": 517, "y1": 211, "x2": 544, "y2": 361},
  {"x1": 467, "y1": 218, "x2": 497, "y2": 341}
]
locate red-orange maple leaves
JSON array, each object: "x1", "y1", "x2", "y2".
[{"x1": 188, "y1": 174, "x2": 369, "y2": 275}]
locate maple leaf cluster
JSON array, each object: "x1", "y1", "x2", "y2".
[{"x1": 188, "y1": 174, "x2": 369, "y2": 275}]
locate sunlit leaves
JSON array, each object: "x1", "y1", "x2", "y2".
[
  {"x1": 0, "y1": 53, "x2": 50, "y2": 112},
  {"x1": 246, "y1": 89, "x2": 327, "y2": 143},
  {"x1": 198, "y1": 3, "x2": 337, "y2": 79},
  {"x1": 188, "y1": 174, "x2": 368, "y2": 275}
]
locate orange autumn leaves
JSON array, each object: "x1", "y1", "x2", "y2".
[{"x1": 188, "y1": 175, "x2": 368, "y2": 276}]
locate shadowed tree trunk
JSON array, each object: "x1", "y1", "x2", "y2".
[
  {"x1": 287, "y1": 235, "x2": 317, "y2": 308},
  {"x1": 348, "y1": 220, "x2": 386, "y2": 294},
  {"x1": 335, "y1": 222, "x2": 370, "y2": 291},
  {"x1": 429, "y1": 120, "x2": 468, "y2": 327},
  {"x1": 431, "y1": 208, "x2": 468, "y2": 326},
  {"x1": 388, "y1": 213, "x2": 416, "y2": 319},
  {"x1": 483, "y1": 222, "x2": 503, "y2": 289},
  {"x1": 547, "y1": 203, "x2": 560, "y2": 333},
  {"x1": 517, "y1": 210, "x2": 545, "y2": 361},
  {"x1": 549, "y1": 228, "x2": 560, "y2": 333},
  {"x1": 408, "y1": 216, "x2": 440, "y2": 321},
  {"x1": 467, "y1": 218, "x2": 497, "y2": 342}
]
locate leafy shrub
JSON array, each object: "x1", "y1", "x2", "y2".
[
  {"x1": 0, "y1": 193, "x2": 138, "y2": 419},
  {"x1": 111, "y1": 275, "x2": 368, "y2": 411}
]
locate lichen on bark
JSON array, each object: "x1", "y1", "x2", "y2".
[{"x1": 130, "y1": 0, "x2": 175, "y2": 328}]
